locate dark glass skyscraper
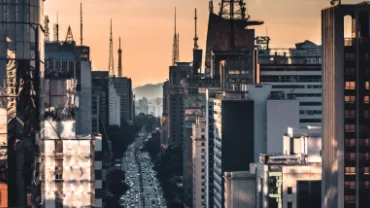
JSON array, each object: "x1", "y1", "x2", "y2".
[{"x1": 0, "y1": 0, "x2": 44, "y2": 206}]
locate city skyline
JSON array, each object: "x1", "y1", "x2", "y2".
[{"x1": 45, "y1": 0, "x2": 340, "y2": 87}]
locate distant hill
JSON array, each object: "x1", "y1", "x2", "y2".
[{"x1": 133, "y1": 83, "x2": 163, "y2": 100}]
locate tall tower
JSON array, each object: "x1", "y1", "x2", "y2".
[
  {"x1": 53, "y1": 13, "x2": 59, "y2": 42},
  {"x1": 80, "y1": 2, "x2": 83, "y2": 46},
  {"x1": 172, "y1": 7, "x2": 180, "y2": 65},
  {"x1": 193, "y1": 9, "x2": 199, "y2": 50},
  {"x1": 118, "y1": 37, "x2": 123, "y2": 77},
  {"x1": 108, "y1": 19, "x2": 114, "y2": 76},
  {"x1": 322, "y1": 2, "x2": 370, "y2": 208},
  {"x1": 44, "y1": 15, "x2": 50, "y2": 42}
]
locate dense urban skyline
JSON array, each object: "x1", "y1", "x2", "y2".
[{"x1": 44, "y1": 0, "x2": 347, "y2": 87}]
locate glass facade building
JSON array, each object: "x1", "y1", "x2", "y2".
[{"x1": 0, "y1": 0, "x2": 44, "y2": 206}]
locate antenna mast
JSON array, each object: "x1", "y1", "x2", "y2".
[
  {"x1": 118, "y1": 37, "x2": 123, "y2": 77},
  {"x1": 65, "y1": 25, "x2": 74, "y2": 43},
  {"x1": 193, "y1": 9, "x2": 199, "y2": 50},
  {"x1": 219, "y1": 0, "x2": 247, "y2": 20},
  {"x1": 44, "y1": 15, "x2": 50, "y2": 42},
  {"x1": 172, "y1": 8, "x2": 180, "y2": 65},
  {"x1": 80, "y1": 2, "x2": 83, "y2": 45},
  {"x1": 108, "y1": 19, "x2": 114, "y2": 76},
  {"x1": 53, "y1": 13, "x2": 59, "y2": 42}
]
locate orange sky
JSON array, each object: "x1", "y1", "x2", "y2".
[{"x1": 45, "y1": 0, "x2": 360, "y2": 87}]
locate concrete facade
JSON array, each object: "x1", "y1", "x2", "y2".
[
  {"x1": 224, "y1": 171, "x2": 256, "y2": 208},
  {"x1": 192, "y1": 115, "x2": 207, "y2": 208},
  {"x1": 267, "y1": 99, "x2": 300, "y2": 154}
]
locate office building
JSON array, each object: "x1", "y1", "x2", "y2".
[
  {"x1": 92, "y1": 71, "x2": 109, "y2": 134},
  {"x1": 108, "y1": 78, "x2": 121, "y2": 127},
  {"x1": 0, "y1": 0, "x2": 44, "y2": 206},
  {"x1": 167, "y1": 62, "x2": 191, "y2": 146},
  {"x1": 113, "y1": 77, "x2": 134, "y2": 123},
  {"x1": 322, "y1": 2, "x2": 370, "y2": 207},
  {"x1": 224, "y1": 171, "x2": 256, "y2": 208},
  {"x1": 252, "y1": 154, "x2": 321, "y2": 208},
  {"x1": 259, "y1": 40, "x2": 322, "y2": 128},
  {"x1": 45, "y1": 40, "x2": 92, "y2": 135},
  {"x1": 43, "y1": 56, "x2": 95, "y2": 207},
  {"x1": 192, "y1": 114, "x2": 207, "y2": 208},
  {"x1": 212, "y1": 92, "x2": 254, "y2": 208}
]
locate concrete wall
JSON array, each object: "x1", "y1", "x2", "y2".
[
  {"x1": 224, "y1": 172, "x2": 256, "y2": 208},
  {"x1": 267, "y1": 99, "x2": 299, "y2": 154},
  {"x1": 77, "y1": 61, "x2": 92, "y2": 134}
]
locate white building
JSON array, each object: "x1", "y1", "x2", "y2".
[
  {"x1": 267, "y1": 98, "x2": 300, "y2": 154},
  {"x1": 224, "y1": 171, "x2": 256, "y2": 208},
  {"x1": 192, "y1": 115, "x2": 207, "y2": 208},
  {"x1": 259, "y1": 40, "x2": 322, "y2": 128},
  {"x1": 108, "y1": 78, "x2": 121, "y2": 126},
  {"x1": 283, "y1": 126, "x2": 322, "y2": 163}
]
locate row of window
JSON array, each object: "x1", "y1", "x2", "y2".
[
  {"x1": 345, "y1": 167, "x2": 370, "y2": 175},
  {"x1": 300, "y1": 110, "x2": 322, "y2": 115},
  {"x1": 344, "y1": 139, "x2": 369, "y2": 146},
  {"x1": 345, "y1": 153, "x2": 370, "y2": 160},
  {"x1": 344, "y1": 124, "x2": 370, "y2": 132},
  {"x1": 345, "y1": 110, "x2": 370, "y2": 118},
  {"x1": 344, "y1": 96, "x2": 370, "y2": 103},
  {"x1": 345, "y1": 81, "x2": 370, "y2": 90}
]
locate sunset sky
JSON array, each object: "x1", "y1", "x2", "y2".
[{"x1": 45, "y1": 0, "x2": 360, "y2": 87}]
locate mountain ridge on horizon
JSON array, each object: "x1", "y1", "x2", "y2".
[{"x1": 133, "y1": 82, "x2": 163, "y2": 100}]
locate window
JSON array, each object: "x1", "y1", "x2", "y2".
[
  {"x1": 201, "y1": 128, "x2": 205, "y2": 132},
  {"x1": 365, "y1": 110, "x2": 369, "y2": 118},
  {"x1": 365, "y1": 96, "x2": 370, "y2": 104},
  {"x1": 345, "y1": 167, "x2": 356, "y2": 175},
  {"x1": 345, "y1": 96, "x2": 356, "y2": 103},
  {"x1": 345, "y1": 124, "x2": 355, "y2": 132},
  {"x1": 287, "y1": 202, "x2": 292, "y2": 208},
  {"x1": 345, "y1": 68, "x2": 355, "y2": 75},
  {"x1": 345, "y1": 139, "x2": 356, "y2": 146},
  {"x1": 287, "y1": 187, "x2": 292, "y2": 194},
  {"x1": 345, "y1": 195, "x2": 355, "y2": 203},
  {"x1": 345, "y1": 110, "x2": 356, "y2": 118},
  {"x1": 345, "y1": 181, "x2": 356, "y2": 189},
  {"x1": 365, "y1": 167, "x2": 369, "y2": 175},
  {"x1": 366, "y1": 82, "x2": 370, "y2": 90},
  {"x1": 201, "y1": 142, "x2": 205, "y2": 146},
  {"x1": 345, "y1": 153, "x2": 355, "y2": 161},
  {"x1": 345, "y1": 81, "x2": 356, "y2": 90}
]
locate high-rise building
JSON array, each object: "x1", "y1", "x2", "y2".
[
  {"x1": 322, "y1": 2, "x2": 370, "y2": 208},
  {"x1": 258, "y1": 40, "x2": 322, "y2": 128},
  {"x1": 45, "y1": 41, "x2": 92, "y2": 135},
  {"x1": 161, "y1": 81, "x2": 170, "y2": 147},
  {"x1": 113, "y1": 77, "x2": 134, "y2": 123},
  {"x1": 168, "y1": 62, "x2": 191, "y2": 146},
  {"x1": 192, "y1": 115, "x2": 207, "y2": 208},
  {"x1": 91, "y1": 71, "x2": 109, "y2": 134},
  {"x1": 0, "y1": 1, "x2": 44, "y2": 206},
  {"x1": 212, "y1": 92, "x2": 255, "y2": 208},
  {"x1": 108, "y1": 79, "x2": 121, "y2": 127}
]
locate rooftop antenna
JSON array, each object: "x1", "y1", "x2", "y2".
[
  {"x1": 193, "y1": 8, "x2": 199, "y2": 50},
  {"x1": 118, "y1": 37, "x2": 123, "y2": 77},
  {"x1": 44, "y1": 15, "x2": 50, "y2": 42},
  {"x1": 53, "y1": 13, "x2": 59, "y2": 42},
  {"x1": 172, "y1": 7, "x2": 180, "y2": 65},
  {"x1": 80, "y1": 2, "x2": 83, "y2": 46},
  {"x1": 108, "y1": 19, "x2": 114, "y2": 76},
  {"x1": 65, "y1": 25, "x2": 74, "y2": 43}
]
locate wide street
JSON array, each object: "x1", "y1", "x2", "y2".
[{"x1": 120, "y1": 130, "x2": 167, "y2": 208}]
